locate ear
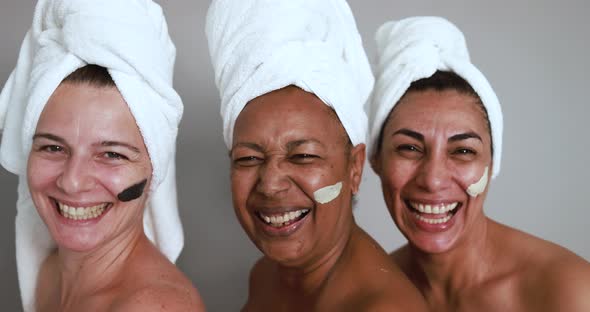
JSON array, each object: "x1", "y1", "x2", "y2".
[{"x1": 348, "y1": 143, "x2": 366, "y2": 195}]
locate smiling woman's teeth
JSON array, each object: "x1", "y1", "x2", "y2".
[
  {"x1": 58, "y1": 202, "x2": 108, "y2": 220},
  {"x1": 259, "y1": 209, "x2": 310, "y2": 227},
  {"x1": 409, "y1": 201, "x2": 458, "y2": 224}
]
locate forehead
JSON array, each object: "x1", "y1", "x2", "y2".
[
  {"x1": 36, "y1": 83, "x2": 144, "y2": 146},
  {"x1": 387, "y1": 90, "x2": 489, "y2": 134},
  {"x1": 233, "y1": 86, "x2": 348, "y2": 146}
]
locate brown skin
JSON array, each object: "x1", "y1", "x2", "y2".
[
  {"x1": 372, "y1": 89, "x2": 590, "y2": 312},
  {"x1": 231, "y1": 86, "x2": 428, "y2": 312},
  {"x1": 30, "y1": 83, "x2": 205, "y2": 311}
]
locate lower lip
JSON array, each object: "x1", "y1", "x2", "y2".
[
  {"x1": 53, "y1": 200, "x2": 111, "y2": 226},
  {"x1": 256, "y1": 212, "x2": 310, "y2": 237}
]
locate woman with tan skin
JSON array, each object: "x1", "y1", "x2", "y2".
[
  {"x1": 369, "y1": 16, "x2": 590, "y2": 311},
  {"x1": 206, "y1": 1, "x2": 428, "y2": 311},
  {"x1": 0, "y1": 1, "x2": 204, "y2": 311}
]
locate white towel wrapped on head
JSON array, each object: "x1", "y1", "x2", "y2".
[
  {"x1": 0, "y1": 0, "x2": 184, "y2": 310},
  {"x1": 206, "y1": 0, "x2": 373, "y2": 148},
  {"x1": 369, "y1": 16, "x2": 503, "y2": 178}
]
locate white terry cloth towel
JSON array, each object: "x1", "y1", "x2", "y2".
[
  {"x1": 0, "y1": 0, "x2": 184, "y2": 310},
  {"x1": 206, "y1": 0, "x2": 374, "y2": 148},
  {"x1": 369, "y1": 16, "x2": 503, "y2": 179}
]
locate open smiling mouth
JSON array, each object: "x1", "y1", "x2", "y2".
[
  {"x1": 405, "y1": 200, "x2": 462, "y2": 225},
  {"x1": 256, "y1": 209, "x2": 311, "y2": 228},
  {"x1": 52, "y1": 198, "x2": 112, "y2": 221}
]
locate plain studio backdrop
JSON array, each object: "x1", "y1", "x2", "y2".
[{"x1": 0, "y1": 1, "x2": 588, "y2": 310}]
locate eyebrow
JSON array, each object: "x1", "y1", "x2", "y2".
[
  {"x1": 231, "y1": 142, "x2": 264, "y2": 154},
  {"x1": 392, "y1": 128, "x2": 424, "y2": 142},
  {"x1": 32, "y1": 133, "x2": 67, "y2": 145},
  {"x1": 100, "y1": 141, "x2": 141, "y2": 153},
  {"x1": 286, "y1": 139, "x2": 324, "y2": 151},
  {"x1": 448, "y1": 132, "x2": 482, "y2": 143}
]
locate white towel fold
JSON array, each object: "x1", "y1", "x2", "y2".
[
  {"x1": 369, "y1": 16, "x2": 503, "y2": 178},
  {"x1": 205, "y1": 0, "x2": 373, "y2": 148},
  {"x1": 0, "y1": 0, "x2": 184, "y2": 310}
]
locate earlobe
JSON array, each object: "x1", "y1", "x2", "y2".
[{"x1": 349, "y1": 143, "x2": 366, "y2": 194}]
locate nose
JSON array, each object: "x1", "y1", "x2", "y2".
[
  {"x1": 415, "y1": 152, "x2": 451, "y2": 193},
  {"x1": 56, "y1": 157, "x2": 96, "y2": 195},
  {"x1": 255, "y1": 159, "x2": 291, "y2": 198}
]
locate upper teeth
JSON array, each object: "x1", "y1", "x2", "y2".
[
  {"x1": 410, "y1": 202, "x2": 458, "y2": 214},
  {"x1": 259, "y1": 209, "x2": 309, "y2": 227},
  {"x1": 58, "y1": 202, "x2": 108, "y2": 220}
]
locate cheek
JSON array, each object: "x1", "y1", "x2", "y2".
[
  {"x1": 230, "y1": 169, "x2": 255, "y2": 207},
  {"x1": 452, "y1": 163, "x2": 489, "y2": 193},
  {"x1": 27, "y1": 157, "x2": 62, "y2": 191},
  {"x1": 94, "y1": 164, "x2": 151, "y2": 198}
]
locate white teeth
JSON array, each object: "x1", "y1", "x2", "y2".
[
  {"x1": 413, "y1": 212, "x2": 452, "y2": 224},
  {"x1": 259, "y1": 209, "x2": 309, "y2": 227},
  {"x1": 410, "y1": 201, "x2": 459, "y2": 214},
  {"x1": 58, "y1": 202, "x2": 108, "y2": 220}
]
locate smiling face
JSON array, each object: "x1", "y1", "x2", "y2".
[
  {"x1": 27, "y1": 82, "x2": 152, "y2": 252},
  {"x1": 372, "y1": 89, "x2": 492, "y2": 254},
  {"x1": 230, "y1": 86, "x2": 364, "y2": 266}
]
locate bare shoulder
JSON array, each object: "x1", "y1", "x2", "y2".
[
  {"x1": 335, "y1": 227, "x2": 427, "y2": 311},
  {"x1": 111, "y1": 282, "x2": 206, "y2": 312},
  {"x1": 493, "y1": 221, "x2": 590, "y2": 311},
  {"x1": 523, "y1": 244, "x2": 590, "y2": 311},
  {"x1": 111, "y1": 241, "x2": 205, "y2": 311}
]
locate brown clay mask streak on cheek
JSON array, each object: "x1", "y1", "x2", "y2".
[{"x1": 117, "y1": 179, "x2": 148, "y2": 202}]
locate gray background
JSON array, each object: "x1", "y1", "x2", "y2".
[{"x1": 1, "y1": 1, "x2": 588, "y2": 311}]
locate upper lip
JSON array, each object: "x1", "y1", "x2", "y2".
[{"x1": 51, "y1": 197, "x2": 111, "y2": 208}]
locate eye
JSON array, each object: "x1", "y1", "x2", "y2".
[
  {"x1": 103, "y1": 151, "x2": 129, "y2": 160},
  {"x1": 234, "y1": 156, "x2": 263, "y2": 167},
  {"x1": 452, "y1": 148, "x2": 476, "y2": 155},
  {"x1": 39, "y1": 145, "x2": 64, "y2": 153},
  {"x1": 289, "y1": 153, "x2": 319, "y2": 164}
]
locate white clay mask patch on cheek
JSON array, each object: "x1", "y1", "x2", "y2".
[
  {"x1": 313, "y1": 181, "x2": 343, "y2": 204},
  {"x1": 466, "y1": 166, "x2": 489, "y2": 197}
]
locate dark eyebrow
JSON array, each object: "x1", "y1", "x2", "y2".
[
  {"x1": 100, "y1": 141, "x2": 141, "y2": 153},
  {"x1": 392, "y1": 128, "x2": 424, "y2": 142},
  {"x1": 286, "y1": 139, "x2": 324, "y2": 151},
  {"x1": 32, "y1": 133, "x2": 67, "y2": 145},
  {"x1": 448, "y1": 132, "x2": 482, "y2": 143}
]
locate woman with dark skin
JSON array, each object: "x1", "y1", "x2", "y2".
[
  {"x1": 206, "y1": 1, "x2": 428, "y2": 310},
  {"x1": 369, "y1": 17, "x2": 590, "y2": 312}
]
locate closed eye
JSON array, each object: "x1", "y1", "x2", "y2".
[
  {"x1": 104, "y1": 151, "x2": 129, "y2": 160},
  {"x1": 234, "y1": 156, "x2": 263, "y2": 167},
  {"x1": 290, "y1": 153, "x2": 319, "y2": 164}
]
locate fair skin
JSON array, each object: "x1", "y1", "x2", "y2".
[
  {"x1": 28, "y1": 82, "x2": 205, "y2": 312},
  {"x1": 372, "y1": 89, "x2": 590, "y2": 312},
  {"x1": 231, "y1": 86, "x2": 428, "y2": 312}
]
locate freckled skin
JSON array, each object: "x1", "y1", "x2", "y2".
[
  {"x1": 372, "y1": 90, "x2": 590, "y2": 312},
  {"x1": 232, "y1": 86, "x2": 428, "y2": 312},
  {"x1": 29, "y1": 83, "x2": 205, "y2": 311}
]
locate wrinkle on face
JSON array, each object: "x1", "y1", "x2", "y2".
[{"x1": 230, "y1": 86, "x2": 361, "y2": 266}]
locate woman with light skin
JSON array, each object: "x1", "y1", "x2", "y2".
[
  {"x1": 369, "y1": 16, "x2": 590, "y2": 311},
  {"x1": 30, "y1": 65, "x2": 204, "y2": 312},
  {"x1": 0, "y1": 1, "x2": 204, "y2": 311},
  {"x1": 206, "y1": 1, "x2": 428, "y2": 311}
]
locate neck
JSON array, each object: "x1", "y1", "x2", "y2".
[
  {"x1": 56, "y1": 223, "x2": 146, "y2": 303},
  {"x1": 274, "y1": 219, "x2": 357, "y2": 298},
  {"x1": 408, "y1": 216, "x2": 497, "y2": 300}
]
